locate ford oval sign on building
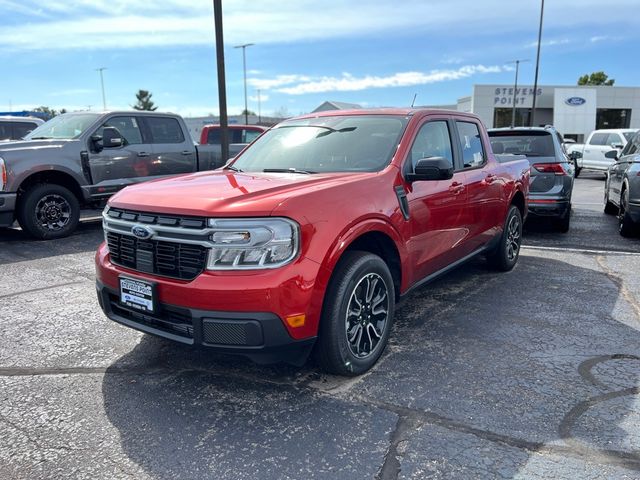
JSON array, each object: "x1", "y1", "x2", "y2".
[{"x1": 565, "y1": 97, "x2": 587, "y2": 106}]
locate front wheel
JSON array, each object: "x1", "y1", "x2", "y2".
[
  {"x1": 16, "y1": 183, "x2": 80, "y2": 240},
  {"x1": 315, "y1": 251, "x2": 395, "y2": 376},
  {"x1": 486, "y1": 205, "x2": 522, "y2": 271}
]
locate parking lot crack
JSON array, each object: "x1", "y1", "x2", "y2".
[
  {"x1": 375, "y1": 411, "x2": 425, "y2": 480},
  {"x1": 595, "y1": 255, "x2": 640, "y2": 323}
]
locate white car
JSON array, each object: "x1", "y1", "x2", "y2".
[
  {"x1": 567, "y1": 128, "x2": 638, "y2": 176},
  {"x1": 0, "y1": 116, "x2": 44, "y2": 142}
]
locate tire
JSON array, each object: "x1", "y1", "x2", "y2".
[
  {"x1": 554, "y1": 208, "x2": 571, "y2": 233},
  {"x1": 486, "y1": 205, "x2": 522, "y2": 271},
  {"x1": 315, "y1": 251, "x2": 395, "y2": 376},
  {"x1": 16, "y1": 183, "x2": 80, "y2": 240},
  {"x1": 618, "y1": 188, "x2": 636, "y2": 238},
  {"x1": 575, "y1": 166, "x2": 582, "y2": 178},
  {"x1": 604, "y1": 186, "x2": 618, "y2": 215}
]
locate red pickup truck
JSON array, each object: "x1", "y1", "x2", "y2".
[{"x1": 96, "y1": 109, "x2": 529, "y2": 376}]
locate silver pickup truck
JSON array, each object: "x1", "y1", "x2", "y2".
[{"x1": 0, "y1": 111, "x2": 229, "y2": 239}]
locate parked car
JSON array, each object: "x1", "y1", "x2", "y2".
[
  {"x1": 96, "y1": 108, "x2": 530, "y2": 376},
  {"x1": 488, "y1": 126, "x2": 575, "y2": 232},
  {"x1": 567, "y1": 128, "x2": 638, "y2": 177},
  {"x1": 199, "y1": 124, "x2": 266, "y2": 145},
  {"x1": 0, "y1": 111, "x2": 229, "y2": 239},
  {"x1": 0, "y1": 116, "x2": 44, "y2": 142},
  {"x1": 604, "y1": 130, "x2": 640, "y2": 236}
]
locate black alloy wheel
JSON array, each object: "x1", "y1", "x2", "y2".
[
  {"x1": 17, "y1": 183, "x2": 80, "y2": 239},
  {"x1": 619, "y1": 187, "x2": 636, "y2": 237},
  {"x1": 315, "y1": 251, "x2": 395, "y2": 376},
  {"x1": 487, "y1": 205, "x2": 522, "y2": 271}
]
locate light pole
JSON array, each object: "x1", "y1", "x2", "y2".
[
  {"x1": 213, "y1": 0, "x2": 229, "y2": 164},
  {"x1": 96, "y1": 67, "x2": 107, "y2": 110},
  {"x1": 506, "y1": 59, "x2": 529, "y2": 127},
  {"x1": 234, "y1": 43, "x2": 254, "y2": 124},
  {"x1": 257, "y1": 89, "x2": 262, "y2": 124},
  {"x1": 530, "y1": 0, "x2": 544, "y2": 126}
]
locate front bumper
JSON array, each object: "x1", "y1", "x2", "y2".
[
  {"x1": 0, "y1": 192, "x2": 17, "y2": 227},
  {"x1": 95, "y1": 243, "x2": 327, "y2": 365}
]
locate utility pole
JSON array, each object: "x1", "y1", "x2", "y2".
[
  {"x1": 234, "y1": 43, "x2": 254, "y2": 124},
  {"x1": 213, "y1": 0, "x2": 229, "y2": 164},
  {"x1": 257, "y1": 89, "x2": 262, "y2": 123},
  {"x1": 530, "y1": 0, "x2": 544, "y2": 126},
  {"x1": 96, "y1": 67, "x2": 107, "y2": 110},
  {"x1": 506, "y1": 59, "x2": 529, "y2": 127}
]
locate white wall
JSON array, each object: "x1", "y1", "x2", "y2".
[{"x1": 553, "y1": 88, "x2": 597, "y2": 137}]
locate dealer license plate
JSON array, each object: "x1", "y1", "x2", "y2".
[{"x1": 119, "y1": 277, "x2": 156, "y2": 314}]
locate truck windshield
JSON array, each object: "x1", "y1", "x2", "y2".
[
  {"x1": 25, "y1": 113, "x2": 101, "y2": 140},
  {"x1": 230, "y1": 115, "x2": 408, "y2": 173}
]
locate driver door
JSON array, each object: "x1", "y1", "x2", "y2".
[{"x1": 87, "y1": 115, "x2": 153, "y2": 188}]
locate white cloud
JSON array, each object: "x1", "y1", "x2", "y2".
[
  {"x1": 525, "y1": 38, "x2": 571, "y2": 48},
  {"x1": 247, "y1": 75, "x2": 312, "y2": 90},
  {"x1": 249, "y1": 94, "x2": 269, "y2": 102},
  {"x1": 0, "y1": 0, "x2": 637, "y2": 51},
  {"x1": 268, "y1": 65, "x2": 504, "y2": 95}
]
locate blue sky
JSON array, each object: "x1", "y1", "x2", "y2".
[{"x1": 1, "y1": 0, "x2": 638, "y2": 118}]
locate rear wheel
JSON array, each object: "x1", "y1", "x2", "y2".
[
  {"x1": 486, "y1": 205, "x2": 522, "y2": 271},
  {"x1": 619, "y1": 188, "x2": 636, "y2": 237},
  {"x1": 16, "y1": 183, "x2": 80, "y2": 239},
  {"x1": 574, "y1": 166, "x2": 582, "y2": 178},
  {"x1": 315, "y1": 251, "x2": 395, "y2": 376},
  {"x1": 554, "y1": 207, "x2": 571, "y2": 233}
]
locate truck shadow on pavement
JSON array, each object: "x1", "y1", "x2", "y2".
[{"x1": 101, "y1": 254, "x2": 640, "y2": 479}]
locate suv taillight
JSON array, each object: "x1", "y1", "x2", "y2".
[
  {"x1": 532, "y1": 163, "x2": 566, "y2": 175},
  {"x1": 0, "y1": 158, "x2": 6, "y2": 190}
]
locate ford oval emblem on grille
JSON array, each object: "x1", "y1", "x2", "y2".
[
  {"x1": 565, "y1": 96, "x2": 586, "y2": 106},
  {"x1": 131, "y1": 225, "x2": 153, "y2": 239}
]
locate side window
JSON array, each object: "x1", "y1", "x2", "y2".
[
  {"x1": 96, "y1": 116, "x2": 143, "y2": 145},
  {"x1": 0, "y1": 123, "x2": 11, "y2": 141},
  {"x1": 13, "y1": 122, "x2": 37, "y2": 139},
  {"x1": 607, "y1": 133, "x2": 623, "y2": 146},
  {"x1": 588, "y1": 133, "x2": 608, "y2": 146},
  {"x1": 456, "y1": 121, "x2": 485, "y2": 169},
  {"x1": 243, "y1": 129, "x2": 262, "y2": 143},
  {"x1": 146, "y1": 117, "x2": 185, "y2": 144},
  {"x1": 409, "y1": 121, "x2": 453, "y2": 170}
]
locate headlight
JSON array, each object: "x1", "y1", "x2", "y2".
[
  {"x1": 206, "y1": 218, "x2": 299, "y2": 270},
  {"x1": 0, "y1": 157, "x2": 6, "y2": 191}
]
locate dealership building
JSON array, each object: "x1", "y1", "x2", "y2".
[{"x1": 455, "y1": 84, "x2": 640, "y2": 141}]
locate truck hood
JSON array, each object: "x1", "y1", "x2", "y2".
[
  {"x1": 0, "y1": 139, "x2": 71, "y2": 156},
  {"x1": 109, "y1": 169, "x2": 373, "y2": 217}
]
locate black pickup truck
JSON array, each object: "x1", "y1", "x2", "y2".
[{"x1": 0, "y1": 111, "x2": 229, "y2": 239}]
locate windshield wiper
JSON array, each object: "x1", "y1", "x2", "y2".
[
  {"x1": 224, "y1": 164, "x2": 243, "y2": 172},
  {"x1": 262, "y1": 168, "x2": 316, "y2": 174}
]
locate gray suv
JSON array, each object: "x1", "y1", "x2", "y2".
[{"x1": 488, "y1": 126, "x2": 575, "y2": 232}]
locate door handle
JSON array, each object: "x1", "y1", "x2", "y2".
[
  {"x1": 137, "y1": 152, "x2": 150, "y2": 157},
  {"x1": 484, "y1": 174, "x2": 498, "y2": 184},
  {"x1": 448, "y1": 182, "x2": 465, "y2": 195},
  {"x1": 181, "y1": 150, "x2": 193, "y2": 155}
]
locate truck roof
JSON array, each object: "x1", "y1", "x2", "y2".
[{"x1": 292, "y1": 107, "x2": 475, "y2": 120}]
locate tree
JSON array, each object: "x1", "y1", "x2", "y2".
[
  {"x1": 133, "y1": 90, "x2": 158, "y2": 111},
  {"x1": 241, "y1": 109, "x2": 256, "y2": 116},
  {"x1": 33, "y1": 106, "x2": 67, "y2": 118},
  {"x1": 577, "y1": 71, "x2": 615, "y2": 86}
]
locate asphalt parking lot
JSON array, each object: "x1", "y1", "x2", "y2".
[{"x1": 1, "y1": 173, "x2": 639, "y2": 480}]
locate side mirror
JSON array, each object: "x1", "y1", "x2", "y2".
[
  {"x1": 568, "y1": 150, "x2": 582, "y2": 160},
  {"x1": 612, "y1": 143, "x2": 624, "y2": 150},
  {"x1": 102, "y1": 127, "x2": 124, "y2": 148},
  {"x1": 407, "y1": 157, "x2": 454, "y2": 182},
  {"x1": 605, "y1": 149, "x2": 618, "y2": 160}
]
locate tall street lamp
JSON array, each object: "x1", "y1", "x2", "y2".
[
  {"x1": 530, "y1": 0, "x2": 545, "y2": 126},
  {"x1": 96, "y1": 67, "x2": 107, "y2": 110},
  {"x1": 506, "y1": 59, "x2": 529, "y2": 127},
  {"x1": 234, "y1": 43, "x2": 254, "y2": 125}
]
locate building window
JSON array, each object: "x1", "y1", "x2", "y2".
[
  {"x1": 493, "y1": 108, "x2": 531, "y2": 128},
  {"x1": 596, "y1": 109, "x2": 631, "y2": 129}
]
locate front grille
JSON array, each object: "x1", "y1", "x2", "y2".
[
  {"x1": 108, "y1": 293, "x2": 194, "y2": 339},
  {"x1": 107, "y1": 232, "x2": 207, "y2": 280},
  {"x1": 107, "y1": 207, "x2": 207, "y2": 229}
]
